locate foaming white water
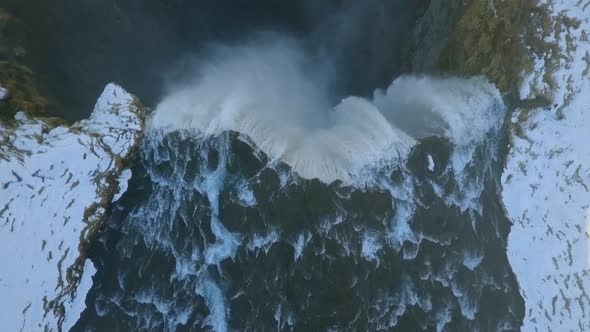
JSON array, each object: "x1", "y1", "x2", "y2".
[
  {"x1": 196, "y1": 276, "x2": 228, "y2": 332},
  {"x1": 374, "y1": 75, "x2": 506, "y2": 212},
  {"x1": 150, "y1": 40, "x2": 504, "y2": 185},
  {"x1": 373, "y1": 75, "x2": 505, "y2": 173}
]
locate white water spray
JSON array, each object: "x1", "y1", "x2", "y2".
[{"x1": 149, "y1": 38, "x2": 504, "y2": 184}]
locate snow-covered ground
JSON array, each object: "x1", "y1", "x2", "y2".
[
  {"x1": 504, "y1": 1, "x2": 590, "y2": 330},
  {"x1": 0, "y1": 84, "x2": 144, "y2": 331}
]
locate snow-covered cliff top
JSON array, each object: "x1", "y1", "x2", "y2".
[
  {"x1": 504, "y1": 0, "x2": 590, "y2": 330},
  {"x1": 0, "y1": 84, "x2": 145, "y2": 331}
]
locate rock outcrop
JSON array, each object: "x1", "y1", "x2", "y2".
[{"x1": 0, "y1": 83, "x2": 145, "y2": 331}]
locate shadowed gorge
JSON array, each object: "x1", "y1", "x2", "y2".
[{"x1": 3, "y1": 0, "x2": 427, "y2": 122}]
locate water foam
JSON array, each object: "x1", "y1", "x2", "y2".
[{"x1": 149, "y1": 40, "x2": 504, "y2": 185}]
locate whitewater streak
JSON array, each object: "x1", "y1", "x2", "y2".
[{"x1": 150, "y1": 40, "x2": 504, "y2": 184}]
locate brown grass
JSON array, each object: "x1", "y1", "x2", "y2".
[
  {"x1": 438, "y1": 0, "x2": 552, "y2": 95},
  {"x1": 0, "y1": 8, "x2": 50, "y2": 120}
]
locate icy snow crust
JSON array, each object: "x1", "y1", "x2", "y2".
[
  {"x1": 504, "y1": 1, "x2": 590, "y2": 330},
  {"x1": 0, "y1": 84, "x2": 144, "y2": 331}
]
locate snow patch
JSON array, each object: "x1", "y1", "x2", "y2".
[
  {"x1": 0, "y1": 83, "x2": 144, "y2": 331},
  {"x1": 113, "y1": 169, "x2": 132, "y2": 202},
  {"x1": 504, "y1": 1, "x2": 590, "y2": 330}
]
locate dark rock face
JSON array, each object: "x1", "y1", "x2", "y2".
[
  {"x1": 408, "y1": 0, "x2": 466, "y2": 73},
  {"x1": 3, "y1": 0, "x2": 428, "y2": 121}
]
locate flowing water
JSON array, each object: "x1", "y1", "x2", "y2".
[{"x1": 71, "y1": 44, "x2": 524, "y2": 330}]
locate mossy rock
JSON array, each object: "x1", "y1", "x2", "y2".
[
  {"x1": 0, "y1": 8, "x2": 50, "y2": 120},
  {"x1": 438, "y1": 0, "x2": 551, "y2": 95}
]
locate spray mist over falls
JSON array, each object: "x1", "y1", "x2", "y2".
[{"x1": 149, "y1": 38, "x2": 505, "y2": 184}]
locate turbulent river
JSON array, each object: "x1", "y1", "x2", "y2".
[{"x1": 70, "y1": 41, "x2": 525, "y2": 331}]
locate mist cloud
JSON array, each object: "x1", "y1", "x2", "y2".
[{"x1": 149, "y1": 35, "x2": 504, "y2": 184}]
